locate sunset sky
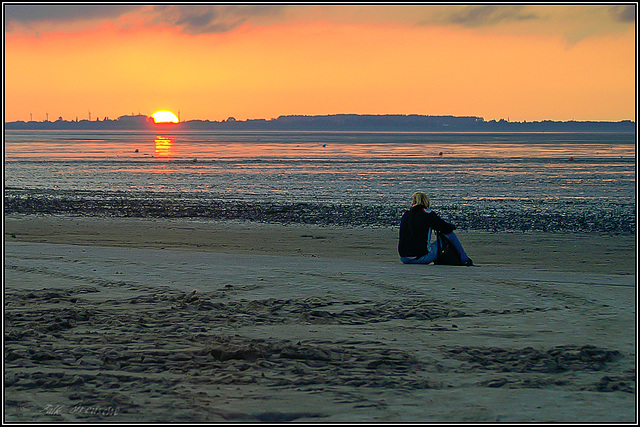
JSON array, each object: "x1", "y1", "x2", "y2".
[{"x1": 3, "y1": 4, "x2": 636, "y2": 123}]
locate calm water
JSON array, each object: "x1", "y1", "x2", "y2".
[{"x1": 3, "y1": 130, "x2": 636, "y2": 227}]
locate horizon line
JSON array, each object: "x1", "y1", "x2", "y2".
[{"x1": 5, "y1": 113, "x2": 636, "y2": 125}]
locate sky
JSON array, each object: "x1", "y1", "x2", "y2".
[{"x1": 3, "y1": 3, "x2": 637, "y2": 123}]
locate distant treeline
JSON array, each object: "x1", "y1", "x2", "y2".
[{"x1": 5, "y1": 113, "x2": 636, "y2": 132}]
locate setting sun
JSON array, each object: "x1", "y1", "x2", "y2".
[{"x1": 152, "y1": 110, "x2": 179, "y2": 123}]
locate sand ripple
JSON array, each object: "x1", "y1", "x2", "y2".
[{"x1": 5, "y1": 282, "x2": 634, "y2": 422}]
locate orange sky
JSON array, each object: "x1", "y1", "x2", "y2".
[{"x1": 3, "y1": 4, "x2": 636, "y2": 123}]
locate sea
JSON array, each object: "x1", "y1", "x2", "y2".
[{"x1": 3, "y1": 130, "x2": 637, "y2": 233}]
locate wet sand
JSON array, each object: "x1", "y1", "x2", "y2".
[{"x1": 4, "y1": 215, "x2": 636, "y2": 422}]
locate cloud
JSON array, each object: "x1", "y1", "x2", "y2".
[
  {"x1": 147, "y1": 5, "x2": 289, "y2": 34},
  {"x1": 4, "y1": 4, "x2": 634, "y2": 41},
  {"x1": 4, "y1": 4, "x2": 142, "y2": 31},
  {"x1": 417, "y1": 5, "x2": 635, "y2": 45},
  {"x1": 609, "y1": 4, "x2": 636, "y2": 23},
  {"x1": 3, "y1": 4, "x2": 148, "y2": 36},
  {"x1": 435, "y1": 5, "x2": 539, "y2": 27},
  {"x1": 4, "y1": 4, "x2": 138, "y2": 22},
  {"x1": 3, "y1": 4, "x2": 291, "y2": 35}
]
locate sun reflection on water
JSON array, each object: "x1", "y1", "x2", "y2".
[{"x1": 154, "y1": 136, "x2": 175, "y2": 157}]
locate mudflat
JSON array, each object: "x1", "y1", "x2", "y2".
[{"x1": 4, "y1": 215, "x2": 636, "y2": 422}]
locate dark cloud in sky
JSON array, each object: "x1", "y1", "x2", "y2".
[
  {"x1": 4, "y1": 4, "x2": 634, "y2": 37},
  {"x1": 609, "y1": 5, "x2": 636, "y2": 23},
  {"x1": 4, "y1": 4, "x2": 141, "y2": 24},
  {"x1": 438, "y1": 5, "x2": 539, "y2": 27},
  {"x1": 149, "y1": 5, "x2": 289, "y2": 34},
  {"x1": 4, "y1": 4, "x2": 290, "y2": 34}
]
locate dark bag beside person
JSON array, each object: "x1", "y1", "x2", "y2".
[{"x1": 433, "y1": 232, "x2": 465, "y2": 266}]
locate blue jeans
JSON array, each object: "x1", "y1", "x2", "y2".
[
  {"x1": 400, "y1": 232, "x2": 470, "y2": 264},
  {"x1": 400, "y1": 241, "x2": 438, "y2": 264}
]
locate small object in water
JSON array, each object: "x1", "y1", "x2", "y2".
[
  {"x1": 134, "y1": 149, "x2": 139, "y2": 153},
  {"x1": 193, "y1": 158, "x2": 198, "y2": 162},
  {"x1": 322, "y1": 144, "x2": 327, "y2": 147},
  {"x1": 438, "y1": 152, "x2": 443, "y2": 156},
  {"x1": 569, "y1": 156, "x2": 574, "y2": 161}
]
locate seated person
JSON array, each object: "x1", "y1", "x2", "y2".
[{"x1": 398, "y1": 191, "x2": 473, "y2": 266}]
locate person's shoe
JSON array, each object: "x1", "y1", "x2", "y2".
[{"x1": 464, "y1": 258, "x2": 474, "y2": 267}]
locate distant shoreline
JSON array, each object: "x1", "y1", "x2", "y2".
[{"x1": 5, "y1": 113, "x2": 636, "y2": 132}]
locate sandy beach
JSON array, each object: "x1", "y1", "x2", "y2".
[{"x1": 4, "y1": 215, "x2": 636, "y2": 422}]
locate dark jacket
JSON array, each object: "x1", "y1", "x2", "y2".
[{"x1": 398, "y1": 205, "x2": 456, "y2": 258}]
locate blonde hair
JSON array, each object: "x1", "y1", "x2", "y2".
[{"x1": 411, "y1": 192, "x2": 430, "y2": 208}]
